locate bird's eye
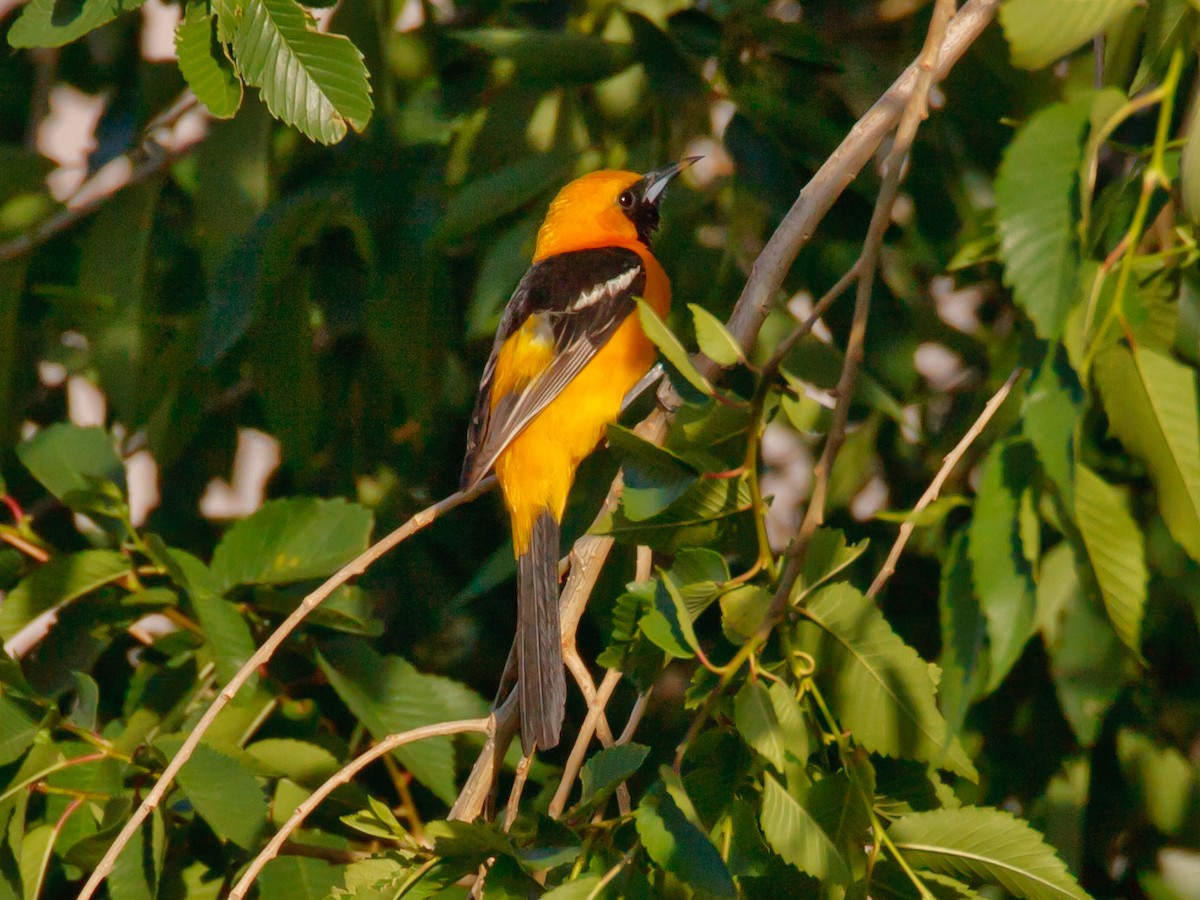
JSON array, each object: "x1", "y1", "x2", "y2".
[{"x1": 617, "y1": 190, "x2": 635, "y2": 209}]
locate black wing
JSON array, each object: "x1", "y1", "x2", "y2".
[{"x1": 461, "y1": 246, "x2": 647, "y2": 490}]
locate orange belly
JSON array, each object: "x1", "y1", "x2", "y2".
[{"x1": 497, "y1": 313, "x2": 657, "y2": 555}]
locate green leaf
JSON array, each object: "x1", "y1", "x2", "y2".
[
  {"x1": 1181, "y1": 85, "x2": 1200, "y2": 222},
  {"x1": 1023, "y1": 347, "x2": 1084, "y2": 503},
  {"x1": 157, "y1": 738, "x2": 268, "y2": 848},
  {"x1": 1116, "y1": 729, "x2": 1197, "y2": 836},
  {"x1": 639, "y1": 570, "x2": 704, "y2": 659},
  {"x1": 606, "y1": 425, "x2": 698, "y2": 522},
  {"x1": 594, "y1": 473, "x2": 753, "y2": 554},
  {"x1": 635, "y1": 780, "x2": 736, "y2": 897},
  {"x1": 258, "y1": 856, "x2": 343, "y2": 899},
  {"x1": 734, "y1": 680, "x2": 787, "y2": 770},
  {"x1": 16, "y1": 425, "x2": 124, "y2": 509},
  {"x1": 1000, "y1": 0, "x2": 1137, "y2": 69},
  {"x1": 0, "y1": 699, "x2": 37, "y2": 768},
  {"x1": 176, "y1": 2, "x2": 242, "y2": 119},
  {"x1": 759, "y1": 773, "x2": 851, "y2": 883},
  {"x1": 244, "y1": 738, "x2": 339, "y2": 786},
  {"x1": 689, "y1": 304, "x2": 745, "y2": 367},
  {"x1": 968, "y1": 440, "x2": 1038, "y2": 691},
  {"x1": 7, "y1": 0, "x2": 146, "y2": 48},
  {"x1": 436, "y1": 153, "x2": 574, "y2": 244},
  {"x1": 575, "y1": 743, "x2": 650, "y2": 810},
  {"x1": 720, "y1": 584, "x2": 772, "y2": 644},
  {"x1": 938, "y1": 531, "x2": 988, "y2": 746},
  {"x1": 887, "y1": 807, "x2": 1090, "y2": 899},
  {"x1": 1072, "y1": 463, "x2": 1147, "y2": 657},
  {"x1": 210, "y1": 497, "x2": 373, "y2": 592},
  {"x1": 794, "y1": 584, "x2": 976, "y2": 780},
  {"x1": 165, "y1": 549, "x2": 258, "y2": 690},
  {"x1": 0, "y1": 550, "x2": 128, "y2": 641},
  {"x1": 317, "y1": 639, "x2": 488, "y2": 803},
  {"x1": 792, "y1": 527, "x2": 870, "y2": 604},
  {"x1": 451, "y1": 29, "x2": 635, "y2": 83},
  {"x1": 1094, "y1": 344, "x2": 1200, "y2": 561},
  {"x1": 233, "y1": 0, "x2": 373, "y2": 145},
  {"x1": 635, "y1": 299, "x2": 714, "y2": 396},
  {"x1": 995, "y1": 94, "x2": 1093, "y2": 339},
  {"x1": 1036, "y1": 543, "x2": 1126, "y2": 746}
]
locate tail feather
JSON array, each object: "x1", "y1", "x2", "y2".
[{"x1": 517, "y1": 511, "x2": 566, "y2": 753}]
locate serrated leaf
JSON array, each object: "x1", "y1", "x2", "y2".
[
  {"x1": 244, "y1": 738, "x2": 339, "y2": 786},
  {"x1": 176, "y1": 2, "x2": 242, "y2": 118},
  {"x1": 575, "y1": 743, "x2": 650, "y2": 810},
  {"x1": 210, "y1": 497, "x2": 373, "y2": 592},
  {"x1": 636, "y1": 780, "x2": 736, "y2": 897},
  {"x1": 794, "y1": 584, "x2": 976, "y2": 780},
  {"x1": 1094, "y1": 344, "x2": 1200, "y2": 561},
  {"x1": 760, "y1": 773, "x2": 851, "y2": 883},
  {"x1": 792, "y1": 527, "x2": 870, "y2": 604},
  {"x1": 1073, "y1": 464, "x2": 1147, "y2": 657},
  {"x1": 938, "y1": 531, "x2": 988, "y2": 746},
  {"x1": 1000, "y1": 0, "x2": 1137, "y2": 69},
  {"x1": 636, "y1": 299, "x2": 714, "y2": 396},
  {"x1": 233, "y1": 0, "x2": 372, "y2": 145},
  {"x1": 720, "y1": 584, "x2": 772, "y2": 644},
  {"x1": 7, "y1": 0, "x2": 146, "y2": 48},
  {"x1": 734, "y1": 680, "x2": 793, "y2": 771},
  {"x1": 969, "y1": 440, "x2": 1038, "y2": 691},
  {"x1": 607, "y1": 425, "x2": 698, "y2": 522},
  {"x1": 0, "y1": 550, "x2": 128, "y2": 641},
  {"x1": 157, "y1": 739, "x2": 268, "y2": 849},
  {"x1": 165, "y1": 549, "x2": 258, "y2": 690},
  {"x1": 995, "y1": 94, "x2": 1093, "y2": 339},
  {"x1": 0, "y1": 699, "x2": 37, "y2": 768},
  {"x1": 317, "y1": 639, "x2": 488, "y2": 804},
  {"x1": 16, "y1": 424, "x2": 124, "y2": 508},
  {"x1": 594, "y1": 472, "x2": 753, "y2": 554},
  {"x1": 690, "y1": 303, "x2": 745, "y2": 367},
  {"x1": 258, "y1": 856, "x2": 343, "y2": 899},
  {"x1": 888, "y1": 807, "x2": 1091, "y2": 899},
  {"x1": 1036, "y1": 543, "x2": 1126, "y2": 746},
  {"x1": 1023, "y1": 347, "x2": 1084, "y2": 503}
]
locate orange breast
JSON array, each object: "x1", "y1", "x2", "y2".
[{"x1": 497, "y1": 245, "x2": 668, "y2": 555}]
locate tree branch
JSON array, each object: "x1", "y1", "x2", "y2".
[
  {"x1": 867, "y1": 367, "x2": 1022, "y2": 597},
  {"x1": 229, "y1": 717, "x2": 494, "y2": 900}
]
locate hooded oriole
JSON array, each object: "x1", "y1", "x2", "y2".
[{"x1": 461, "y1": 161, "x2": 693, "y2": 752}]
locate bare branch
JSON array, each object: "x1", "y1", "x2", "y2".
[
  {"x1": 765, "y1": 0, "x2": 960, "y2": 626},
  {"x1": 868, "y1": 368, "x2": 1022, "y2": 597},
  {"x1": 0, "y1": 92, "x2": 204, "y2": 263},
  {"x1": 548, "y1": 668, "x2": 622, "y2": 819},
  {"x1": 229, "y1": 717, "x2": 494, "y2": 900},
  {"x1": 77, "y1": 478, "x2": 494, "y2": 899},
  {"x1": 713, "y1": 0, "x2": 1000, "y2": 372}
]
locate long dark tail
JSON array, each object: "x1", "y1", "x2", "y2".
[{"x1": 516, "y1": 510, "x2": 566, "y2": 753}]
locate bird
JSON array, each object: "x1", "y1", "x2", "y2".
[{"x1": 461, "y1": 160, "x2": 694, "y2": 753}]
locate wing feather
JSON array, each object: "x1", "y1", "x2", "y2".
[{"x1": 461, "y1": 247, "x2": 646, "y2": 489}]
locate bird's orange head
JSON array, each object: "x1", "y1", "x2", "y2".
[{"x1": 532, "y1": 160, "x2": 697, "y2": 262}]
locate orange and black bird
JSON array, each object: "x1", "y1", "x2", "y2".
[{"x1": 461, "y1": 161, "x2": 694, "y2": 752}]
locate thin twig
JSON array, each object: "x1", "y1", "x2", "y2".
[
  {"x1": 867, "y1": 368, "x2": 1022, "y2": 597},
  {"x1": 764, "y1": 0, "x2": 959, "y2": 627},
  {"x1": 0, "y1": 92, "x2": 204, "y2": 263},
  {"x1": 713, "y1": 0, "x2": 1000, "y2": 372},
  {"x1": 77, "y1": 479, "x2": 493, "y2": 900},
  {"x1": 548, "y1": 668, "x2": 623, "y2": 819},
  {"x1": 228, "y1": 717, "x2": 494, "y2": 900},
  {"x1": 503, "y1": 754, "x2": 534, "y2": 831}
]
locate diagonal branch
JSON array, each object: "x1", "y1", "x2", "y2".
[
  {"x1": 868, "y1": 367, "x2": 1022, "y2": 597},
  {"x1": 229, "y1": 717, "x2": 494, "y2": 900}
]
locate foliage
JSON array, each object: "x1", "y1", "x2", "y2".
[{"x1": 0, "y1": 0, "x2": 1199, "y2": 898}]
